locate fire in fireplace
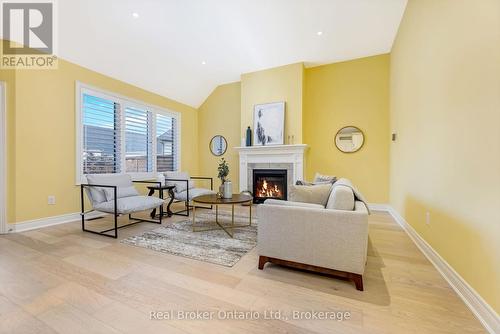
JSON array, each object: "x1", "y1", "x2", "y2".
[{"x1": 252, "y1": 169, "x2": 287, "y2": 204}]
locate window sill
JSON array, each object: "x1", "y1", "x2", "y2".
[{"x1": 76, "y1": 172, "x2": 168, "y2": 186}]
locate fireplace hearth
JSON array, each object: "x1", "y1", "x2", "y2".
[{"x1": 252, "y1": 169, "x2": 287, "y2": 204}]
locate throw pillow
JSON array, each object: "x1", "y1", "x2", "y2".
[
  {"x1": 313, "y1": 173, "x2": 337, "y2": 184},
  {"x1": 295, "y1": 179, "x2": 335, "y2": 186},
  {"x1": 325, "y1": 185, "x2": 355, "y2": 211},
  {"x1": 295, "y1": 180, "x2": 313, "y2": 186},
  {"x1": 164, "y1": 171, "x2": 194, "y2": 193},
  {"x1": 86, "y1": 174, "x2": 134, "y2": 204},
  {"x1": 288, "y1": 184, "x2": 333, "y2": 206},
  {"x1": 103, "y1": 186, "x2": 140, "y2": 202}
]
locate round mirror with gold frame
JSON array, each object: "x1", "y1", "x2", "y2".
[
  {"x1": 209, "y1": 135, "x2": 227, "y2": 156},
  {"x1": 335, "y1": 126, "x2": 364, "y2": 153}
]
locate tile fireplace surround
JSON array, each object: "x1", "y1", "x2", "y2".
[{"x1": 235, "y1": 145, "x2": 308, "y2": 196}]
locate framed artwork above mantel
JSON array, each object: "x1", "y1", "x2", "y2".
[{"x1": 253, "y1": 102, "x2": 285, "y2": 146}]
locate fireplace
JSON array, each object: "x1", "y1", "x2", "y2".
[{"x1": 252, "y1": 169, "x2": 287, "y2": 204}]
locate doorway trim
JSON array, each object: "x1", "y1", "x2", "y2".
[{"x1": 0, "y1": 81, "x2": 7, "y2": 234}]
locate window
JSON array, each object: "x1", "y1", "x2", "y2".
[
  {"x1": 76, "y1": 83, "x2": 181, "y2": 183},
  {"x1": 82, "y1": 95, "x2": 121, "y2": 174},
  {"x1": 125, "y1": 106, "x2": 151, "y2": 173},
  {"x1": 156, "y1": 113, "x2": 177, "y2": 172}
]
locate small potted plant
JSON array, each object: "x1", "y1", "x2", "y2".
[{"x1": 217, "y1": 158, "x2": 232, "y2": 198}]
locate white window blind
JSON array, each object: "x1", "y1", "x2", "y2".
[
  {"x1": 82, "y1": 94, "x2": 121, "y2": 174},
  {"x1": 77, "y1": 83, "x2": 181, "y2": 183},
  {"x1": 125, "y1": 106, "x2": 152, "y2": 173},
  {"x1": 156, "y1": 113, "x2": 177, "y2": 172}
]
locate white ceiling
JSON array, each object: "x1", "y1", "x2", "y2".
[{"x1": 58, "y1": 0, "x2": 407, "y2": 107}]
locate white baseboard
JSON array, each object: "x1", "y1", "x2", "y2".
[
  {"x1": 10, "y1": 211, "x2": 105, "y2": 233},
  {"x1": 380, "y1": 205, "x2": 499, "y2": 334}
]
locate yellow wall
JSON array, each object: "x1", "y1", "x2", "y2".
[
  {"x1": 390, "y1": 0, "x2": 500, "y2": 312},
  {"x1": 241, "y1": 63, "x2": 304, "y2": 144},
  {"x1": 198, "y1": 82, "x2": 241, "y2": 191},
  {"x1": 196, "y1": 57, "x2": 390, "y2": 202},
  {"x1": 304, "y1": 55, "x2": 390, "y2": 202},
  {"x1": 11, "y1": 59, "x2": 198, "y2": 223},
  {"x1": 0, "y1": 66, "x2": 16, "y2": 223}
]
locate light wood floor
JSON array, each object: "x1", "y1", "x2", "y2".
[{"x1": 0, "y1": 204, "x2": 486, "y2": 334}]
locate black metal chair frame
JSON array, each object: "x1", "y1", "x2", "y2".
[
  {"x1": 80, "y1": 181, "x2": 163, "y2": 239},
  {"x1": 165, "y1": 176, "x2": 213, "y2": 217}
]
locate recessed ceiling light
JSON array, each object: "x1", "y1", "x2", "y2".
[
  {"x1": 317, "y1": 31, "x2": 323, "y2": 36},
  {"x1": 132, "y1": 12, "x2": 139, "y2": 18},
  {"x1": 201, "y1": 61, "x2": 206, "y2": 65}
]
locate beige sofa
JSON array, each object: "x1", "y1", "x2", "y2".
[{"x1": 257, "y1": 178, "x2": 369, "y2": 290}]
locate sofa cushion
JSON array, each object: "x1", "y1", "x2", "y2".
[
  {"x1": 264, "y1": 199, "x2": 325, "y2": 210},
  {"x1": 164, "y1": 171, "x2": 194, "y2": 193},
  {"x1": 94, "y1": 196, "x2": 164, "y2": 214},
  {"x1": 176, "y1": 188, "x2": 216, "y2": 201},
  {"x1": 103, "y1": 186, "x2": 139, "y2": 202},
  {"x1": 326, "y1": 184, "x2": 355, "y2": 211},
  {"x1": 86, "y1": 174, "x2": 134, "y2": 204},
  {"x1": 288, "y1": 183, "x2": 332, "y2": 206}
]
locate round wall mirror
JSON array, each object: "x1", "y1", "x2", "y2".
[
  {"x1": 335, "y1": 126, "x2": 365, "y2": 153},
  {"x1": 209, "y1": 135, "x2": 228, "y2": 156}
]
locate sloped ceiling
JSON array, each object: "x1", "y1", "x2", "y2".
[{"x1": 57, "y1": 0, "x2": 407, "y2": 107}]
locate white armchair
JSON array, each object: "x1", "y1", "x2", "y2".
[
  {"x1": 164, "y1": 171, "x2": 215, "y2": 216},
  {"x1": 257, "y1": 179, "x2": 369, "y2": 290},
  {"x1": 81, "y1": 174, "x2": 165, "y2": 238}
]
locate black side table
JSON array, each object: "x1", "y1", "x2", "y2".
[{"x1": 147, "y1": 185, "x2": 175, "y2": 219}]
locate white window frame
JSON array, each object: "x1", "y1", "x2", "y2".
[{"x1": 75, "y1": 82, "x2": 181, "y2": 184}]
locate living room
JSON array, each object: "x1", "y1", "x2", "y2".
[{"x1": 0, "y1": 1, "x2": 498, "y2": 333}]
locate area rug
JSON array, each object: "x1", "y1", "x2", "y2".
[{"x1": 121, "y1": 211, "x2": 258, "y2": 267}]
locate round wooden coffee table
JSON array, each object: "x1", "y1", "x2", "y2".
[{"x1": 192, "y1": 194, "x2": 253, "y2": 238}]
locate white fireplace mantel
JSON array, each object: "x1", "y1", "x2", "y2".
[{"x1": 235, "y1": 144, "x2": 308, "y2": 192}]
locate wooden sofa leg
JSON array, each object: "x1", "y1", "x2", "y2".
[
  {"x1": 258, "y1": 256, "x2": 364, "y2": 291},
  {"x1": 258, "y1": 256, "x2": 268, "y2": 270},
  {"x1": 351, "y1": 274, "x2": 364, "y2": 291}
]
